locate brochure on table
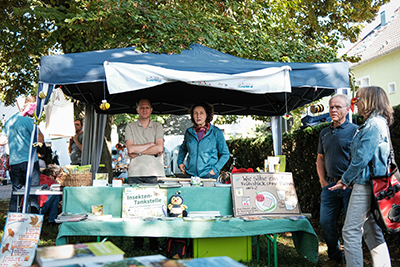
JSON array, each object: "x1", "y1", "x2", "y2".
[
  {"x1": 84, "y1": 254, "x2": 167, "y2": 267},
  {"x1": 0, "y1": 212, "x2": 43, "y2": 267},
  {"x1": 231, "y1": 172, "x2": 301, "y2": 217},
  {"x1": 35, "y1": 241, "x2": 124, "y2": 267},
  {"x1": 84, "y1": 255, "x2": 245, "y2": 267},
  {"x1": 122, "y1": 187, "x2": 168, "y2": 218}
]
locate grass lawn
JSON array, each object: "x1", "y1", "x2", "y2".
[{"x1": 1, "y1": 200, "x2": 399, "y2": 266}]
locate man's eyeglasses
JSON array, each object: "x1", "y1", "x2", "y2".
[
  {"x1": 139, "y1": 106, "x2": 151, "y2": 110},
  {"x1": 329, "y1": 105, "x2": 345, "y2": 110}
]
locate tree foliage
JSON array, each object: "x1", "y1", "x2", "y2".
[{"x1": 0, "y1": 0, "x2": 389, "y2": 105}]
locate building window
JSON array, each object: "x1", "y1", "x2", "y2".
[
  {"x1": 388, "y1": 82, "x2": 396, "y2": 94},
  {"x1": 356, "y1": 76, "x2": 370, "y2": 88}
]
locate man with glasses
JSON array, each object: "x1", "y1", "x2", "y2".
[
  {"x1": 316, "y1": 94, "x2": 358, "y2": 267},
  {"x1": 69, "y1": 119, "x2": 83, "y2": 165},
  {"x1": 125, "y1": 98, "x2": 164, "y2": 252}
]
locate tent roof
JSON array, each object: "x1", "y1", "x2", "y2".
[{"x1": 39, "y1": 44, "x2": 349, "y2": 116}]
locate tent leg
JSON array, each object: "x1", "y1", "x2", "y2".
[{"x1": 271, "y1": 116, "x2": 282, "y2": 156}]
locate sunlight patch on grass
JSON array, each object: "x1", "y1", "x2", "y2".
[{"x1": 318, "y1": 242, "x2": 328, "y2": 254}]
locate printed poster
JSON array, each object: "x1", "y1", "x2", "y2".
[
  {"x1": 0, "y1": 212, "x2": 43, "y2": 267},
  {"x1": 231, "y1": 172, "x2": 301, "y2": 217},
  {"x1": 122, "y1": 187, "x2": 167, "y2": 218}
]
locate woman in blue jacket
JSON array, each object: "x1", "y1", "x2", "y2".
[
  {"x1": 330, "y1": 86, "x2": 392, "y2": 266},
  {"x1": 178, "y1": 102, "x2": 230, "y2": 179}
]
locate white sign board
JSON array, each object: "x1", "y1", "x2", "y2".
[
  {"x1": 231, "y1": 172, "x2": 301, "y2": 217},
  {"x1": 122, "y1": 187, "x2": 167, "y2": 218}
]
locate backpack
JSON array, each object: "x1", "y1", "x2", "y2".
[{"x1": 166, "y1": 238, "x2": 188, "y2": 259}]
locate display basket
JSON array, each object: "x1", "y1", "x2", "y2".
[{"x1": 59, "y1": 168, "x2": 92, "y2": 187}]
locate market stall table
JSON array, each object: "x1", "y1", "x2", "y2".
[
  {"x1": 57, "y1": 186, "x2": 319, "y2": 264},
  {"x1": 14, "y1": 186, "x2": 63, "y2": 212}
]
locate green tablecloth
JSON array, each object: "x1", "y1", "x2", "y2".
[
  {"x1": 62, "y1": 186, "x2": 233, "y2": 217},
  {"x1": 57, "y1": 186, "x2": 319, "y2": 263}
]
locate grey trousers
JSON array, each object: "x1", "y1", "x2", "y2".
[{"x1": 342, "y1": 183, "x2": 391, "y2": 267}]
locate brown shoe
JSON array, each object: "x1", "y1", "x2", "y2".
[{"x1": 322, "y1": 259, "x2": 342, "y2": 267}]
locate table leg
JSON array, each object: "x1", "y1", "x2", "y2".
[
  {"x1": 267, "y1": 235, "x2": 271, "y2": 266},
  {"x1": 273, "y1": 234, "x2": 277, "y2": 267},
  {"x1": 256, "y1": 235, "x2": 260, "y2": 262},
  {"x1": 266, "y1": 234, "x2": 278, "y2": 267},
  {"x1": 16, "y1": 195, "x2": 20, "y2": 212}
]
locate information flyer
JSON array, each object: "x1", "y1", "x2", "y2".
[
  {"x1": 122, "y1": 187, "x2": 167, "y2": 218},
  {"x1": 0, "y1": 212, "x2": 43, "y2": 267}
]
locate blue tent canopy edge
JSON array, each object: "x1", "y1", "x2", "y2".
[{"x1": 39, "y1": 43, "x2": 349, "y2": 116}]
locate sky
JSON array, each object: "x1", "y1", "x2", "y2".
[{"x1": 338, "y1": 0, "x2": 400, "y2": 56}]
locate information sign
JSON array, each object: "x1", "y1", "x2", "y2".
[
  {"x1": 231, "y1": 172, "x2": 301, "y2": 217},
  {"x1": 0, "y1": 212, "x2": 43, "y2": 267},
  {"x1": 122, "y1": 187, "x2": 167, "y2": 218}
]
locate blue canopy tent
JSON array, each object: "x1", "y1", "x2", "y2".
[
  {"x1": 22, "y1": 44, "x2": 349, "y2": 212},
  {"x1": 39, "y1": 44, "x2": 348, "y2": 116}
]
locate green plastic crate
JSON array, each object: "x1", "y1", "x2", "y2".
[{"x1": 193, "y1": 236, "x2": 252, "y2": 261}]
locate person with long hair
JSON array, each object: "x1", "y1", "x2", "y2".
[
  {"x1": 178, "y1": 102, "x2": 229, "y2": 179},
  {"x1": 330, "y1": 86, "x2": 392, "y2": 266}
]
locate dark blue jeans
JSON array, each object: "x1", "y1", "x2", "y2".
[
  {"x1": 9, "y1": 161, "x2": 40, "y2": 212},
  {"x1": 40, "y1": 195, "x2": 60, "y2": 222},
  {"x1": 320, "y1": 182, "x2": 351, "y2": 263}
]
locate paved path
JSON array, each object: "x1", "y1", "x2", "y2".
[{"x1": 0, "y1": 184, "x2": 11, "y2": 201}]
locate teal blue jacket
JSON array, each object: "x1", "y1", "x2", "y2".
[{"x1": 177, "y1": 124, "x2": 230, "y2": 178}]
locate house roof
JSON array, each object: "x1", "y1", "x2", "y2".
[{"x1": 347, "y1": 7, "x2": 400, "y2": 68}]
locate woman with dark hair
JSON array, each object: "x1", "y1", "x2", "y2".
[
  {"x1": 330, "y1": 86, "x2": 393, "y2": 266},
  {"x1": 177, "y1": 102, "x2": 229, "y2": 179}
]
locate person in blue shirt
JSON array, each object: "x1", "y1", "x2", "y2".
[
  {"x1": 1, "y1": 96, "x2": 43, "y2": 212},
  {"x1": 178, "y1": 102, "x2": 229, "y2": 179},
  {"x1": 330, "y1": 86, "x2": 392, "y2": 267},
  {"x1": 316, "y1": 94, "x2": 358, "y2": 267}
]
